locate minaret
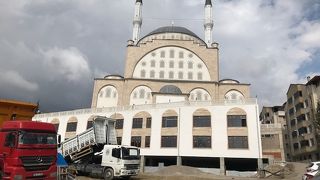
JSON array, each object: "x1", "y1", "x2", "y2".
[
  {"x1": 132, "y1": 0, "x2": 143, "y2": 44},
  {"x1": 204, "y1": 0, "x2": 213, "y2": 47}
]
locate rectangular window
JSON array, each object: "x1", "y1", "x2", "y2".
[
  {"x1": 188, "y1": 72, "x2": 193, "y2": 80},
  {"x1": 86, "y1": 121, "x2": 93, "y2": 129},
  {"x1": 292, "y1": 130, "x2": 298, "y2": 138},
  {"x1": 288, "y1": 97, "x2": 293, "y2": 104},
  {"x1": 132, "y1": 118, "x2": 143, "y2": 128},
  {"x1": 146, "y1": 117, "x2": 152, "y2": 128},
  {"x1": 298, "y1": 127, "x2": 308, "y2": 135},
  {"x1": 169, "y1": 61, "x2": 174, "y2": 68},
  {"x1": 293, "y1": 143, "x2": 299, "y2": 150},
  {"x1": 169, "y1": 71, "x2": 174, "y2": 79},
  {"x1": 289, "y1": 108, "x2": 294, "y2": 116},
  {"x1": 227, "y1": 115, "x2": 247, "y2": 127},
  {"x1": 179, "y1": 52, "x2": 184, "y2": 58},
  {"x1": 294, "y1": 91, "x2": 303, "y2": 99},
  {"x1": 228, "y1": 136, "x2": 248, "y2": 149},
  {"x1": 193, "y1": 116, "x2": 211, "y2": 127},
  {"x1": 197, "y1": 73, "x2": 203, "y2": 80},
  {"x1": 131, "y1": 136, "x2": 141, "y2": 147},
  {"x1": 161, "y1": 51, "x2": 165, "y2": 58},
  {"x1": 290, "y1": 119, "x2": 296, "y2": 126},
  {"x1": 162, "y1": 116, "x2": 177, "y2": 127},
  {"x1": 66, "y1": 122, "x2": 77, "y2": 132},
  {"x1": 117, "y1": 137, "x2": 122, "y2": 145},
  {"x1": 151, "y1": 60, "x2": 155, "y2": 67},
  {"x1": 159, "y1": 71, "x2": 164, "y2": 78},
  {"x1": 178, "y1": 72, "x2": 183, "y2": 79},
  {"x1": 170, "y1": 50, "x2": 174, "y2": 58},
  {"x1": 115, "y1": 119, "x2": 124, "y2": 129},
  {"x1": 297, "y1": 114, "x2": 306, "y2": 122},
  {"x1": 161, "y1": 136, "x2": 177, "y2": 147},
  {"x1": 193, "y1": 136, "x2": 211, "y2": 148},
  {"x1": 145, "y1": 136, "x2": 150, "y2": 148},
  {"x1": 300, "y1": 140, "x2": 309, "y2": 148},
  {"x1": 295, "y1": 103, "x2": 304, "y2": 112},
  {"x1": 179, "y1": 61, "x2": 183, "y2": 68}
]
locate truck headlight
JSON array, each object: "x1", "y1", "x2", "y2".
[{"x1": 14, "y1": 175, "x2": 23, "y2": 180}]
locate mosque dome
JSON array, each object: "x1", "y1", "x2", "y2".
[
  {"x1": 138, "y1": 26, "x2": 205, "y2": 45},
  {"x1": 145, "y1": 26, "x2": 200, "y2": 39}
]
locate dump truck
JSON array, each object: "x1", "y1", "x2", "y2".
[
  {"x1": 61, "y1": 116, "x2": 140, "y2": 180},
  {"x1": 0, "y1": 120, "x2": 59, "y2": 180}
]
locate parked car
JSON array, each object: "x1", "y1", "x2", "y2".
[{"x1": 302, "y1": 162, "x2": 320, "y2": 180}]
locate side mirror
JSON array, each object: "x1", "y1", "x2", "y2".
[{"x1": 57, "y1": 134, "x2": 61, "y2": 144}]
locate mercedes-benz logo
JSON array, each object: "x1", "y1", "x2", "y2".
[{"x1": 36, "y1": 156, "x2": 43, "y2": 163}]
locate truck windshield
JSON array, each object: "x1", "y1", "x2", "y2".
[
  {"x1": 121, "y1": 147, "x2": 140, "y2": 160},
  {"x1": 18, "y1": 131, "x2": 57, "y2": 145}
]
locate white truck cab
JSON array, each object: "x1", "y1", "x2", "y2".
[
  {"x1": 61, "y1": 116, "x2": 140, "y2": 180},
  {"x1": 101, "y1": 145, "x2": 140, "y2": 178}
]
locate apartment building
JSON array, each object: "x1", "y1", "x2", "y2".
[
  {"x1": 260, "y1": 106, "x2": 287, "y2": 162},
  {"x1": 285, "y1": 76, "x2": 320, "y2": 161}
]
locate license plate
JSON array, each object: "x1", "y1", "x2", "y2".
[{"x1": 33, "y1": 173, "x2": 43, "y2": 177}]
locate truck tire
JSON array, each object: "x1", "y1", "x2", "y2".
[{"x1": 103, "y1": 168, "x2": 114, "y2": 180}]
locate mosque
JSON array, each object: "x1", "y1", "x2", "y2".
[{"x1": 34, "y1": 0, "x2": 262, "y2": 173}]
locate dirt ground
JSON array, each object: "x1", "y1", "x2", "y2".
[{"x1": 75, "y1": 162, "x2": 308, "y2": 180}]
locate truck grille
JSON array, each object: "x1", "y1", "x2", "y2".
[
  {"x1": 125, "y1": 164, "x2": 139, "y2": 170},
  {"x1": 20, "y1": 156, "x2": 55, "y2": 171}
]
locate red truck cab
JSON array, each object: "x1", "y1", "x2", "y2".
[{"x1": 0, "y1": 121, "x2": 59, "y2": 179}]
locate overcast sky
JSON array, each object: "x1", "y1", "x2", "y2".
[{"x1": 0, "y1": 0, "x2": 319, "y2": 112}]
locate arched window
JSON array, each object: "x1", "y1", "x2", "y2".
[
  {"x1": 160, "y1": 85, "x2": 182, "y2": 94},
  {"x1": 189, "y1": 88, "x2": 211, "y2": 101},
  {"x1": 66, "y1": 117, "x2": 78, "y2": 132},
  {"x1": 225, "y1": 90, "x2": 245, "y2": 100}
]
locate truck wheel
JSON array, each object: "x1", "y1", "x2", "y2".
[{"x1": 103, "y1": 168, "x2": 114, "y2": 180}]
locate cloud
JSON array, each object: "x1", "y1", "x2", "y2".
[
  {"x1": 0, "y1": 0, "x2": 319, "y2": 112},
  {"x1": 41, "y1": 47, "x2": 91, "y2": 82},
  {"x1": 0, "y1": 70, "x2": 39, "y2": 91},
  {"x1": 214, "y1": 0, "x2": 320, "y2": 106}
]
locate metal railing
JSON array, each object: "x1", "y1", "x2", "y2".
[{"x1": 34, "y1": 98, "x2": 257, "y2": 119}]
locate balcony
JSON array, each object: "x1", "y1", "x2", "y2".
[{"x1": 34, "y1": 98, "x2": 258, "y2": 119}]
